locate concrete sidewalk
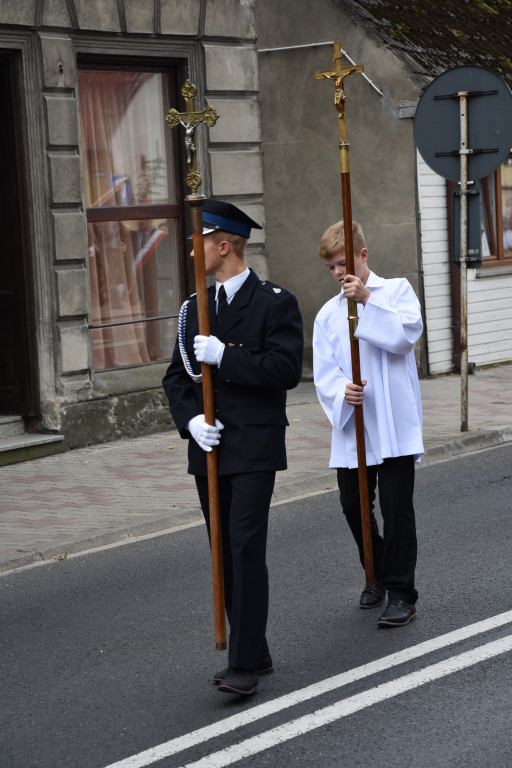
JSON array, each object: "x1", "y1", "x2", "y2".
[{"x1": 1, "y1": 365, "x2": 511, "y2": 574}]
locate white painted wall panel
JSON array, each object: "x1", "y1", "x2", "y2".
[
  {"x1": 416, "y1": 152, "x2": 453, "y2": 374},
  {"x1": 418, "y1": 154, "x2": 452, "y2": 374},
  {"x1": 418, "y1": 151, "x2": 512, "y2": 371},
  {"x1": 467, "y1": 254, "x2": 512, "y2": 365}
]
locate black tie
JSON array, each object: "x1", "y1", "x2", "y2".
[{"x1": 217, "y1": 285, "x2": 228, "y2": 324}]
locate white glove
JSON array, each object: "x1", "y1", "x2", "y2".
[
  {"x1": 187, "y1": 414, "x2": 224, "y2": 452},
  {"x1": 194, "y1": 334, "x2": 225, "y2": 366}
]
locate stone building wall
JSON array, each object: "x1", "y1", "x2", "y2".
[
  {"x1": 255, "y1": 0, "x2": 427, "y2": 374},
  {"x1": 0, "y1": 0, "x2": 264, "y2": 448}
]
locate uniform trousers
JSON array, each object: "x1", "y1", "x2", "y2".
[
  {"x1": 337, "y1": 454, "x2": 418, "y2": 604},
  {"x1": 195, "y1": 470, "x2": 275, "y2": 669}
]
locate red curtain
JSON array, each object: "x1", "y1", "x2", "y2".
[{"x1": 79, "y1": 71, "x2": 164, "y2": 369}]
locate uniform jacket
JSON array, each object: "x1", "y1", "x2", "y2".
[
  {"x1": 163, "y1": 269, "x2": 304, "y2": 476},
  {"x1": 313, "y1": 271, "x2": 424, "y2": 469}
]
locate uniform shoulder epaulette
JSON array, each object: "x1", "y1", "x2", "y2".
[
  {"x1": 181, "y1": 291, "x2": 197, "y2": 305},
  {"x1": 258, "y1": 279, "x2": 287, "y2": 297}
]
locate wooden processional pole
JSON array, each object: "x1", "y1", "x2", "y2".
[
  {"x1": 315, "y1": 43, "x2": 375, "y2": 587},
  {"x1": 166, "y1": 80, "x2": 227, "y2": 650}
]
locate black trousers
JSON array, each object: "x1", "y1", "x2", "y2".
[
  {"x1": 337, "y1": 455, "x2": 418, "y2": 604},
  {"x1": 195, "y1": 471, "x2": 276, "y2": 669}
]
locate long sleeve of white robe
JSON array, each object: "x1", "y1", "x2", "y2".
[{"x1": 313, "y1": 271, "x2": 424, "y2": 469}]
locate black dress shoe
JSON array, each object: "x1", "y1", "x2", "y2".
[
  {"x1": 217, "y1": 668, "x2": 258, "y2": 695},
  {"x1": 359, "y1": 581, "x2": 386, "y2": 608},
  {"x1": 213, "y1": 654, "x2": 273, "y2": 683},
  {"x1": 377, "y1": 599, "x2": 417, "y2": 627}
]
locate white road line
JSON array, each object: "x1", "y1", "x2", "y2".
[
  {"x1": 104, "y1": 610, "x2": 512, "y2": 768},
  {"x1": 180, "y1": 634, "x2": 512, "y2": 768}
]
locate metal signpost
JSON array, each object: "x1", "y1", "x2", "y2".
[{"x1": 415, "y1": 66, "x2": 512, "y2": 431}]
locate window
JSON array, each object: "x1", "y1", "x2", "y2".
[
  {"x1": 480, "y1": 151, "x2": 512, "y2": 267},
  {"x1": 500, "y1": 153, "x2": 512, "y2": 260},
  {"x1": 78, "y1": 66, "x2": 186, "y2": 370}
]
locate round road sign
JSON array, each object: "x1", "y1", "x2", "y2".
[{"x1": 414, "y1": 65, "x2": 512, "y2": 181}]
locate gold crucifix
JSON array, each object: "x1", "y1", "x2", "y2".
[
  {"x1": 315, "y1": 42, "x2": 363, "y2": 147},
  {"x1": 165, "y1": 79, "x2": 220, "y2": 194}
]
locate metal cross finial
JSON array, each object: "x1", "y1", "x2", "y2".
[
  {"x1": 165, "y1": 79, "x2": 220, "y2": 194},
  {"x1": 315, "y1": 42, "x2": 363, "y2": 144}
]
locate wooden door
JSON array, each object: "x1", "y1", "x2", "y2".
[{"x1": 0, "y1": 56, "x2": 38, "y2": 416}]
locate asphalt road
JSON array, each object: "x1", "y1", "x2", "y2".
[{"x1": 2, "y1": 444, "x2": 512, "y2": 768}]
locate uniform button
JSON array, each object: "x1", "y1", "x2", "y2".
[
  {"x1": 239, "y1": 343, "x2": 243, "y2": 347},
  {"x1": 262, "y1": 281, "x2": 266, "y2": 285}
]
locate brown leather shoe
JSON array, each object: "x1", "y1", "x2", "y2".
[
  {"x1": 213, "y1": 654, "x2": 273, "y2": 683},
  {"x1": 217, "y1": 668, "x2": 258, "y2": 695}
]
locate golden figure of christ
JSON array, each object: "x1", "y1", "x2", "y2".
[
  {"x1": 165, "y1": 79, "x2": 220, "y2": 194},
  {"x1": 315, "y1": 42, "x2": 363, "y2": 144}
]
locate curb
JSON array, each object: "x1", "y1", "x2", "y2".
[
  {"x1": 0, "y1": 508, "x2": 204, "y2": 575},
  {"x1": 421, "y1": 426, "x2": 512, "y2": 465},
  {"x1": 2, "y1": 427, "x2": 511, "y2": 576}
]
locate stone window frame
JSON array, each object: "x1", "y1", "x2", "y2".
[
  {"x1": 78, "y1": 59, "x2": 190, "y2": 372},
  {"x1": 72, "y1": 39, "x2": 206, "y2": 382}
]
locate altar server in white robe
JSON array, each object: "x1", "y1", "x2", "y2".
[{"x1": 313, "y1": 219, "x2": 424, "y2": 628}]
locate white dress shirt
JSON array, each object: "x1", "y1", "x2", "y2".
[{"x1": 215, "y1": 268, "x2": 250, "y2": 310}]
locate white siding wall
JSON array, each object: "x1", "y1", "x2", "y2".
[
  {"x1": 416, "y1": 153, "x2": 452, "y2": 374},
  {"x1": 417, "y1": 152, "x2": 512, "y2": 372},
  {"x1": 467, "y1": 269, "x2": 512, "y2": 365}
]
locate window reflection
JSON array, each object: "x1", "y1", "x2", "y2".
[
  {"x1": 78, "y1": 68, "x2": 182, "y2": 371},
  {"x1": 501, "y1": 154, "x2": 512, "y2": 255},
  {"x1": 79, "y1": 70, "x2": 174, "y2": 208},
  {"x1": 88, "y1": 219, "x2": 178, "y2": 369}
]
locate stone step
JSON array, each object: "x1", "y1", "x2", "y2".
[
  {"x1": 0, "y1": 432, "x2": 66, "y2": 466},
  {"x1": 0, "y1": 415, "x2": 25, "y2": 438}
]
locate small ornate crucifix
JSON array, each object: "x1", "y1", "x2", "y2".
[
  {"x1": 315, "y1": 42, "x2": 363, "y2": 144},
  {"x1": 165, "y1": 79, "x2": 220, "y2": 194}
]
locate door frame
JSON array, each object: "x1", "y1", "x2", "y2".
[{"x1": 1, "y1": 51, "x2": 39, "y2": 418}]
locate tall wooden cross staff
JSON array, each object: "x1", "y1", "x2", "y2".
[
  {"x1": 316, "y1": 43, "x2": 375, "y2": 587},
  {"x1": 166, "y1": 80, "x2": 227, "y2": 650}
]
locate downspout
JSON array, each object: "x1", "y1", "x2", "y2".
[
  {"x1": 447, "y1": 179, "x2": 461, "y2": 372},
  {"x1": 414, "y1": 147, "x2": 430, "y2": 378}
]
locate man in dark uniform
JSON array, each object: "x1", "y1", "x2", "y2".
[{"x1": 162, "y1": 199, "x2": 303, "y2": 695}]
